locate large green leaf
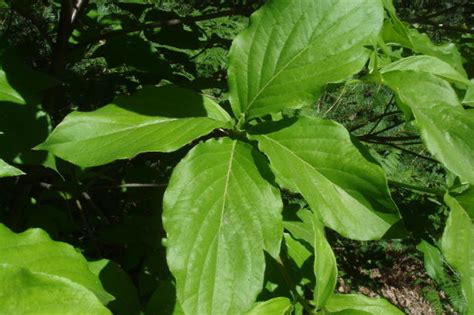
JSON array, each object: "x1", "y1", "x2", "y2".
[
  {"x1": 37, "y1": 86, "x2": 232, "y2": 167},
  {"x1": 0, "y1": 159, "x2": 24, "y2": 178},
  {"x1": 0, "y1": 224, "x2": 112, "y2": 304},
  {"x1": 325, "y1": 294, "x2": 403, "y2": 314},
  {"x1": 246, "y1": 297, "x2": 292, "y2": 315},
  {"x1": 381, "y1": 71, "x2": 474, "y2": 184},
  {"x1": 163, "y1": 138, "x2": 283, "y2": 314},
  {"x1": 0, "y1": 265, "x2": 111, "y2": 315},
  {"x1": 442, "y1": 194, "x2": 474, "y2": 313},
  {"x1": 250, "y1": 116, "x2": 399, "y2": 240},
  {"x1": 228, "y1": 0, "x2": 384, "y2": 120}
]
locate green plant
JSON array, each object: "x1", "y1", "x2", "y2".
[{"x1": 1, "y1": 0, "x2": 473, "y2": 314}]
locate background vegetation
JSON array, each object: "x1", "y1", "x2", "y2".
[{"x1": 0, "y1": 0, "x2": 472, "y2": 314}]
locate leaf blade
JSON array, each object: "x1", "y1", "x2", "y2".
[
  {"x1": 0, "y1": 224, "x2": 112, "y2": 304},
  {"x1": 442, "y1": 194, "x2": 474, "y2": 312},
  {"x1": 37, "y1": 86, "x2": 232, "y2": 167},
  {"x1": 250, "y1": 117, "x2": 399, "y2": 240},
  {"x1": 0, "y1": 265, "x2": 111, "y2": 315},
  {"x1": 163, "y1": 138, "x2": 283, "y2": 314},
  {"x1": 228, "y1": 0, "x2": 384, "y2": 120}
]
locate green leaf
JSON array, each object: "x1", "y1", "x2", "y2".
[
  {"x1": 0, "y1": 224, "x2": 113, "y2": 304},
  {"x1": 456, "y1": 188, "x2": 474, "y2": 219},
  {"x1": 0, "y1": 69, "x2": 25, "y2": 104},
  {"x1": 228, "y1": 0, "x2": 384, "y2": 120},
  {"x1": 0, "y1": 159, "x2": 24, "y2": 178},
  {"x1": 442, "y1": 194, "x2": 474, "y2": 312},
  {"x1": 0, "y1": 49, "x2": 59, "y2": 105},
  {"x1": 246, "y1": 297, "x2": 292, "y2": 315},
  {"x1": 0, "y1": 103, "x2": 54, "y2": 167},
  {"x1": 0, "y1": 265, "x2": 111, "y2": 315},
  {"x1": 416, "y1": 240, "x2": 447, "y2": 284},
  {"x1": 283, "y1": 233, "x2": 311, "y2": 268},
  {"x1": 37, "y1": 86, "x2": 232, "y2": 167},
  {"x1": 382, "y1": 0, "x2": 466, "y2": 76},
  {"x1": 310, "y1": 213, "x2": 337, "y2": 309},
  {"x1": 380, "y1": 55, "x2": 470, "y2": 86},
  {"x1": 163, "y1": 138, "x2": 283, "y2": 314},
  {"x1": 464, "y1": 82, "x2": 474, "y2": 107},
  {"x1": 381, "y1": 71, "x2": 474, "y2": 184},
  {"x1": 88, "y1": 259, "x2": 141, "y2": 315},
  {"x1": 145, "y1": 280, "x2": 184, "y2": 315},
  {"x1": 285, "y1": 210, "x2": 337, "y2": 308},
  {"x1": 250, "y1": 116, "x2": 399, "y2": 240},
  {"x1": 325, "y1": 294, "x2": 403, "y2": 314}
]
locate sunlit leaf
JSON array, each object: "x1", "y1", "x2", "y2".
[
  {"x1": 163, "y1": 138, "x2": 283, "y2": 314},
  {"x1": 37, "y1": 86, "x2": 232, "y2": 167},
  {"x1": 381, "y1": 71, "x2": 474, "y2": 184},
  {"x1": 0, "y1": 265, "x2": 111, "y2": 315},
  {"x1": 442, "y1": 194, "x2": 474, "y2": 312},
  {"x1": 250, "y1": 116, "x2": 399, "y2": 240},
  {"x1": 228, "y1": 0, "x2": 384, "y2": 120},
  {"x1": 246, "y1": 297, "x2": 292, "y2": 315},
  {"x1": 325, "y1": 294, "x2": 404, "y2": 314},
  {"x1": 0, "y1": 159, "x2": 24, "y2": 178},
  {"x1": 0, "y1": 224, "x2": 112, "y2": 304}
]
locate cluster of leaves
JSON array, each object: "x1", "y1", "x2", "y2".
[{"x1": 0, "y1": 0, "x2": 473, "y2": 314}]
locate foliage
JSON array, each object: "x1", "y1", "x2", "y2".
[{"x1": 0, "y1": 0, "x2": 473, "y2": 314}]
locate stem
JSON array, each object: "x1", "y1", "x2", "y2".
[
  {"x1": 275, "y1": 256, "x2": 315, "y2": 314},
  {"x1": 367, "y1": 96, "x2": 395, "y2": 134},
  {"x1": 388, "y1": 180, "x2": 444, "y2": 196},
  {"x1": 358, "y1": 135, "x2": 419, "y2": 142},
  {"x1": 383, "y1": 143, "x2": 439, "y2": 163},
  {"x1": 73, "y1": 8, "x2": 252, "y2": 50},
  {"x1": 349, "y1": 111, "x2": 400, "y2": 132},
  {"x1": 410, "y1": 20, "x2": 474, "y2": 34},
  {"x1": 44, "y1": 0, "x2": 89, "y2": 115}
]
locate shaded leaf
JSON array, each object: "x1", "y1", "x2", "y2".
[{"x1": 89, "y1": 259, "x2": 141, "y2": 315}]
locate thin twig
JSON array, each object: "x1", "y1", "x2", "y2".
[
  {"x1": 73, "y1": 8, "x2": 251, "y2": 50},
  {"x1": 358, "y1": 135, "x2": 419, "y2": 142},
  {"x1": 90, "y1": 183, "x2": 167, "y2": 190},
  {"x1": 369, "y1": 121, "x2": 405, "y2": 136},
  {"x1": 383, "y1": 143, "x2": 439, "y2": 163},
  {"x1": 349, "y1": 111, "x2": 401, "y2": 132},
  {"x1": 388, "y1": 180, "x2": 444, "y2": 196},
  {"x1": 367, "y1": 96, "x2": 395, "y2": 134}
]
